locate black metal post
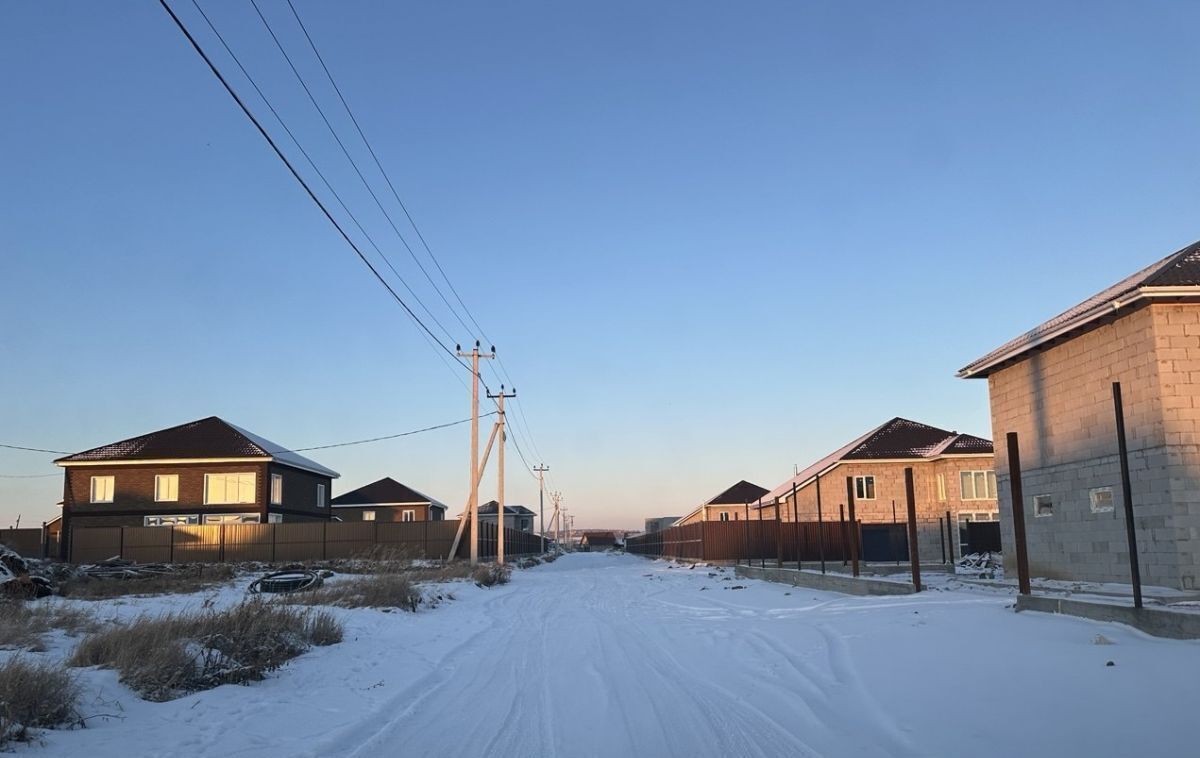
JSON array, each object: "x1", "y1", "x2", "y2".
[
  {"x1": 816, "y1": 473, "x2": 826, "y2": 574},
  {"x1": 939, "y1": 517, "x2": 946, "y2": 563},
  {"x1": 904, "y1": 467, "x2": 922, "y2": 592},
  {"x1": 774, "y1": 498, "x2": 782, "y2": 567},
  {"x1": 743, "y1": 500, "x2": 750, "y2": 566},
  {"x1": 845, "y1": 476, "x2": 859, "y2": 577},
  {"x1": 1112, "y1": 382, "x2": 1144, "y2": 609},
  {"x1": 1006, "y1": 432, "x2": 1032, "y2": 595},
  {"x1": 792, "y1": 481, "x2": 801, "y2": 571},
  {"x1": 946, "y1": 509, "x2": 955, "y2": 563},
  {"x1": 838, "y1": 503, "x2": 846, "y2": 567},
  {"x1": 757, "y1": 499, "x2": 765, "y2": 568}
]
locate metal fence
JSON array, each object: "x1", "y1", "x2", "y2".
[
  {"x1": 626, "y1": 520, "x2": 915, "y2": 565},
  {"x1": 0, "y1": 528, "x2": 44, "y2": 559},
  {"x1": 67, "y1": 519, "x2": 545, "y2": 564}
]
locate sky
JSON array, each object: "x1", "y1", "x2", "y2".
[{"x1": 2, "y1": 1, "x2": 1198, "y2": 531}]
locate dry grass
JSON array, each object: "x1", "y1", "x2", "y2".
[
  {"x1": 68, "y1": 601, "x2": 341, "y2": 702},
  {"x1": 0, "y1": 657, "x2": 79, "y2": 748},
  {"x1": 0, "y1": 601, "x2": 98, "y2": 651},
  {"x1": 471, "y1": 564, "x2": 512, "y2": 587},
  {"x1": 285, "y1": 573, "x2": 423, "y2": 611},
  {"x1": 58, "y1": 564, "x2": 237, "y2": 600}
]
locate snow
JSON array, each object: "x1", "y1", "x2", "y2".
[{"x1": 7, "y1": 553, "x2": 1199, "y2": 757}]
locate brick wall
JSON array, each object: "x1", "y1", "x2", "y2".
[
  {"x1": 333, "y1": 504, "x2": 435, "y2": 522},
  {"x1": 987, "y1": 303, "x2": 1200, "y2": 590}
]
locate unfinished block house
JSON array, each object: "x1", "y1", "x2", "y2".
[{"x1": 960, "y1": 241, "x2": 1200, "y2": 590}]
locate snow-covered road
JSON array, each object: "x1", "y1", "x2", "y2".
[{"x1": 34, "y1": 553, "x2": 1199, "y2": 757}]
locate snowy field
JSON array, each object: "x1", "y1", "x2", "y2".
[{"x1": 11, "y1": 552, "x2": 1198, "y2": 758}]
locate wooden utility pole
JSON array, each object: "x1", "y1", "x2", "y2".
[
  {"x1": 456, "y1": 341, "x2": 495, "y2": 564},
  {"x1": 488, "y1": 385, "x2": 516, "y2": 565},
  {"x1": 534, "y1": 464, "x2": 550, "y2": 552}
]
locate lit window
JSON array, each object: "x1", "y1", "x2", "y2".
[
  {"x1": 1090, "y1": 487, "x2": 1115, "y2": 513},
  {"x1": 719, "y1": 512, "x2": 730, "y2": 522},
  {"x1": 960, "y1": 471, "x2": 997, "y2": 500},
  {"x1": 855, "y1": 476, "x2": 876, "y2": 500},
  {"x1": 90, "y1": 476, "x2": 115, "y2": 503},
  {"x1": 204, "y1": 473, "x2": 256, "y2": 505},
  {"x1": 1034, "y1": 495, "x2": 1054, "y2": 517},
  {"x1": 363, "y1": 510, "x2": 376, "y2": 521},
  {"x1": 937, "y1": 473, "x2": 947, "y2": 502},
  {"x1": 270, "y1": 474, "x2": 283, "y2": 505},
  {"x1": 317, "y1": 484, "x2": 326, "y2": 508},
  {"x1": 402, "y1": 510, "x2": 415, "y2": 522},
  {"x1": 154, "y1": 475, "x2": 179, "y2": 503},
  {"x1": 144, "y1": 514, "x2": 198, "y2": 526},
  {"x1": 202, "y1": 513, "x2": 260, "y2": 525}
]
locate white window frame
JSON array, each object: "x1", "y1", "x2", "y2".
[
  {"x1": 960, "y1": 470, "x2": 997, "y2": 501},
  {"x1": 402, "y1": 509, "x2": 415, "y2": 522},
  {"x1": 854, "y1": 475, "x2": 876, "y2": 500},
  {"x1": 362, "y1": 510, "x2": 376, "y2": 521},
  {"x1": 90, "y1": 475, "x2": 115, "y2": 504},
  {"x1": 144, "y1": 514, "x2": 199, "y2": 527},
  {"x1": 719, "y1": 512, "x2": 730, "y2": 522},
  {"x1": 936, "y1": 473, "x2": 947, "y2": 502},
  {"x1": 267, "y1": 513, "x2": 283, "y2": 524},
  {"x1": 1033, "y1": 494, "x2": 1054, "y2": 518},
  {"x1": 154, "y1": 474, "x2": 179, "y2": 503},
  {"x1": 203, "y1": 473, "x2": 257, "y2": 505},
  {"x1": 1090, "y1": 487, "x2": 1115, "y2": 513},
  {"x1": 270, "y1": 473, "x2": 283, "y2": 506},
  {"x1": 317, "y1": 483, "x2": 326, "y2": 508},
  {"x1": 202, "y1": 513, "x2": 261, "y2": 525}
]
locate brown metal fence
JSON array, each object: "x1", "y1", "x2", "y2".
[
  {"x1": 627, "y1": 520, "x2": 899, "y2": 564},
  {"x1": 0, "y1": 528, "x2": 44, "y2": 559},
  {"x1": 67, "y1": 520, "x2": 546, "y2": 564}
]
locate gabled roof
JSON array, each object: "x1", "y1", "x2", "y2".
[
  {"x1": 959, "y1": 240, "x2": 1200, "y2": 378},
  {"x1": 581, "y1": 531, "x2": 617, "y2": 545},
  {"x1": 762, "y1": 418, "x2": 993, "y2": 502},
  {"x1": 330, "y1": 477, "x2": 444, "y2": 508},
  {"x1": 53, "y1": 416, "x2": 339, "y2": 478},
  {"x1": 479, "y1": 501, "x2": 536, "y2": 515},
  {"x1": 706, "y1": 480, "x2": 770, "y2": 505}
]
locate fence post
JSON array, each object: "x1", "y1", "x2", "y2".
[
  {"x1": 939, "y1": 517, "x2": 946, "y2": 564},
  {"x1": 791, "y1": 482, "x2": 801, "y2": 571},
  {"x1": 169, "y1": 525, "x2": 175, "y2": 563},
  {"x1": 838, "y1": 504, "x2": 846, "y2": 567},
  {"x1": 815, "y1": 473, "x2": 825, "y2": 574},
  {"x1": 271, "y1": 523, "x2": 277, "y2": 564},
  {"x1": 775, "y1": 499, "x2": 782, "y2": 567},
  {"x1": 904, "y1": 467, "x2": 922, "y2": 592},
  {"x1": 219, "y1": 524, "x2": 226, "y2": 563},
  {"x1": 742, "y1": 500, "x2": 750, "y2": 566},
  {"x1": 118, "y1": 526, "x2": 125, "y2": 560},
  {"x1": 1006, "y1": 432, "x2": 1032, "y2": 596},
  {"x1": 945, "y1": 509, "x2": 955, "y2": 563},
  {"x1": 1112, "y1": 381, "x2": 1144, "y2": 609},
  {"x1": 845, "y1": 477, "x2": 859, "y2": 577}
]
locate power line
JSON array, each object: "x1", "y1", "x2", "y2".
[
  {"x1": 0, "y1": 443, "x2": 68, "y2": 455},
  {"x1": 158, "y1": 0, "x2": 466, "y2": 375},
  {"x1": 0, "y1": 472, "x2": 60, "y2": 479},
  {"x1": 280, "y1": 413, "x2": 495, "y2": 452}
]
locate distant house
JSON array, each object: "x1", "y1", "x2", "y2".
[
  {"x1": 644, "y1": 516, "x2": 682, "y2": 533},
  {"x1": 580, "y1": 531, "x2": 617, "y2": 550},
  {"x1": 674, "y1": 480, "x2": 771, "y2": 525},
  {"x1": 478, "y1": 501, "x2": 536, "y2": 532},
  {"x1": 759, "y1": 417, "x2": 997, "y2": 559},
  {"x1": 53, "y1": 416, "x2": 339, "y2": 558},
  {"x1": 959, "y1": 240, "x2": 1200, "y2": 590},
  {"x1": 330, "y1": 477, "x2": 446, "y2": 523}
]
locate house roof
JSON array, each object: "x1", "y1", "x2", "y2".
[
  {"x1": 53, "y1": 416, "x2": 339, "y2": 478},
  {"x1": 582, "y1": 531, "x2": 617, "y2": 544},
  {"x1": 330, "y1": 477, "x2": 444, "y2": 508},
  {"x1": 706, "y1": 480, "x2": 770, "y2": 505},
  {"x1": 479, "y1": 501, "x2": 535, "y2": 516},
  {"x1": 959, "y1": 239, "x2": 1200, "y2": 378},
  {"x1": 762, "y1": 417, "x2": 993, "y2": 502}
]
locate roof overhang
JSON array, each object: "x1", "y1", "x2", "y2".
[
  {"x1": 958, "y1": 286, "x2": 1200, "y2": 379},
  {"x1": 331, "y1": 501, "x2": 431, "y2": 508},
  {"x1": 56, "y1": 455, "x2": 339, "y2": 479}
]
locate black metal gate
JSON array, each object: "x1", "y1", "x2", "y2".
[{"x1": 860, "y1": 523, "x2": 908, "y2": 562}]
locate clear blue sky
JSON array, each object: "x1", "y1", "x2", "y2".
[{"x1": 2, "y1": 1, "x2": 1198, "y2": 530}]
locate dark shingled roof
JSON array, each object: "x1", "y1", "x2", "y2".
[
  {"x1": 479, "y1": 501, "x2": 536, "y2": 515},
  {"x1": 330, "y1": 477, "x2": 442, "y2": 508},
  {"x1": 581, "y1": 531, "x2": 617, "y2": 546},
  {"x1": 706, "y1": 480, "x2": 770, "y2": 505},
  {"x1": 54, "y1": 416, "x2": 338, "y2": 478},
  {"x1": 942, "y1": 433, "x2": 994, "y2": 455},
  {"x1": 960, "y1": 239, "x2": 1200, "y2": 378},
  {"x1": 842, "y1": 418, "x2": 990, "y2": 459}
]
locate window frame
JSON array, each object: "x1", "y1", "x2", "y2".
[
  {"x1": 1089, "y1": 487, "x2": 1115, "y2": 513},
  {"x1": 316, "y1": 483, "x2": 326, "y2": 508},
  {"x1": 154, "y1": 474, "x2": 179, "y2": 503},
  {"x1": 402, "y1": 509, "x2": 416, "y2": 522},
  {"x1": 1033, "y1": 494, "x2": 1054, "y2": 518},
  {"x1": 270, "y1": 473, "x2": 283, "y2": 506},
  {"x1": 362, "y1": 510, "x2": 376, "y2": 522},
  {"x1": 960, "y1": 470, "x2": 997, "y2": 501},
  {"x1": 202, "y1": 513, "x2": 261, "y2": 525},
  {"x1": 936, "y1": 473, "x2": 947, "y2": 502},
  {"x1": 144, "y1": 514, "x2": 199, "y2": 527},
  {"x1": 854, "y1": 475, "x2": 876, "y2": 501},
  {"x1": 203, "y1": 472, "x2": 257, "y2": 505},
  {"x1": 90, "y1": 475, "x2": 115, "y2": 504},
  {"x1": 719, "y1": 512, "x2": 730, "y2": 522}
]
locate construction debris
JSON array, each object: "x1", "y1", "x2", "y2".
[
  {"x1": 248, "y1": 569, "x2": 324, "y2": 595},
  {"x1": 0, "y1": 544, "x2": 53, "y2": 599}
]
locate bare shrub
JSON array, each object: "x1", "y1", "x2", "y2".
[
  {"x1": 68, "y1": 601, "x2": 341, "y2": 702},
  {"x1": 287, "y1": 574, "x2": 422, "y2": 611},
  {"x1": 59, "y1": 564, "x2": 237, "y2": 600},
  {"x1": 0, "y1": 602, "x2": 98, "y2": 651},
  {"x1": 0, "y1": 657, "x2": 79, "y2": 748},
  {"x1": 472, "y1": 564, "x2": 511, "y2": 588},
  {"x1": 542, "y1": 553, "x2": 559, "y2": 563}
]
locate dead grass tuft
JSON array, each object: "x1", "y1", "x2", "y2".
[
  {"x1": 68, "y1": 601, "x2": 341, "y2": 701},
  {"x1": 471, "y1": 564, "x2": 511, "y2": 588},
  {"x1": 0, "y1": 601, "x2": 98, "y2": 651},
  {"x1": 59, "y1": 564, "x2": 237, "y2": 600},
  {"x1": 0, "y1": 657, "x2": 79, "y2": 748},
  {"x1": 286, "y1": 573, "x2": 422, "y2": 611}
]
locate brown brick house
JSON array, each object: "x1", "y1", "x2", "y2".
[
  {"x1": 54, "y1": 417, "x2": 339, "y2": 557},
  {"x1": 674, "y1": 480, "x2": 771, "y2": 525},
  {"x1": 959, "y1": 240, "x2": 1200, "y2": 590},
  {"x1": 758, "y1": 418, "x2": 997, "y2": 559},
  {"x1": 330, "y1": 477, "x2": 446, "y2": 522}
]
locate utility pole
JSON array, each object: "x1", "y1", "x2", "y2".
[
  {"x1": 534, "y1": 464, "x2": 549, "y2": 551},
  {"x1": 488, "y1": 384, "x2": 516, "y2": 565},
  {"x1": 456, "y1": 341, "x2": 495, "y2": 564}
]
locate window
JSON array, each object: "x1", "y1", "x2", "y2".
[
  {"x1": 1034, "y1": 495, "x2": 1054, "y2": 518},
  {"x1": 267, "y1": 513, "x2": 283, "y2": 524},
  {"x1": 960, "y1": 470, "x2": 997, "y2": 500},
  {"x1": 362, "y1": 510, "x2": 376, "y2": 522},
  {"x1": 90, "y1": 476, "x2": 115, "y2": 504},
  {"x1": 270, "y1": 474, "x2": 283, "y2": 506},
  {"x1": 719, "y1": 512, "x2": 730, "y2": 522},
  {"x1": 854, "y1": 476, "x2": 876, "y2": 500},
  {"x1": 154, "y1": 474, "x2": 179, "y2": 503},
  {"x1": 1090, "y1": 487, "x2": 1115, "y2": 513},
  {"x1": 202, "y1": 513, "x2": 260, "y2": 525},
  {"x1": 144, "y1": 514, "x2": 198, "y2": 526},
  {"x1": 402, "y1": 510, "x2": 416, "y2": 522},
  {"x1": 204, "y1": 473, "x2": 256, "y2": 505},
  {"x1": 936, "y1": 473, "x2": 947, "y2": 502},
  {"x1": 316, "y1": 484, "x2": 326, "y2": 508}
]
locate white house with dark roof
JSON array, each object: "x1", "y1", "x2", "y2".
[{"x1": 960, "y1": 239, "x2": 1200, "y2": 590}]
